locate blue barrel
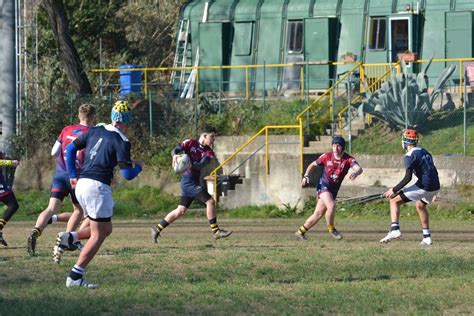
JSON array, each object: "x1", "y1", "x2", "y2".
[{"x1": 118, "y1": 64, "x2": 143, "y2": 97}]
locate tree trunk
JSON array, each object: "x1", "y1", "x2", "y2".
[{"x1": 40, "y1": 0, "x2": 92, "y2": 95}]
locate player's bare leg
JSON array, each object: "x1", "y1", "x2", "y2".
[
  {"x1": 416, "y1": 200, "x2": 432, "y2": 245},
  {"x1": 27, "y1": 197, "x2": 62, "y2": 255},
  {"x1": 295, "y1": 197, "x2": 327, "y2": 241},
  {"x1": 66, "y1": 204, "x2": 83, "y2": 232},
  {"x1": 322, "y1": 193, "x2": 342, "y2": 240},
  {"x1": 380, "y1": 195, "x2": 404, "y2": 243},
  {"x1": 64, "y1": 220, "x2": 112, "y2": 288},
  {"x1": 151, "y1": 205, "x2": 188, "y2": 243},
  {"x1": 206, "y1": 198, "x2": 231, "y2": 239}
]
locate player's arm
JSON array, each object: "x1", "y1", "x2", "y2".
[
  {"x1": 119, "y1": 161, "x2": 142, "y2": 180},
  {"x1": 51, "y1": 140, "x2": 62, "y2": 157},
  {"x1": 384, "y1": 168, "x2": 413, "y2": 198},
  {"x1": 349, "y1": 162, "x2": 363, "y2": 180},
  {"x1": 192, "y1": 152, "x2": 213, "y2": 170},
  {"x1": 117, "y1": 142, "x2": 142, "y2": 181},
  {"x1": 171, "y1": 144, "x2": 185, "y2": 165},
  {"x1": 66, "y1": 138, "x2": 86, "y2": 178},
  {"x1": 301, "y1": 161, "x2": 319, "y2": 186}
]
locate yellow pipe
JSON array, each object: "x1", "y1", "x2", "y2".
[
  {"x1": 359, "y1": 63, "x2": 365, "y2": 93},
  {"x1": 265, "y1": 128, "x2": 269, "y2": 174},
  {"x1": 90, "y1": 57, "x2": 474, "y2": 73},
  {"x1": 213, "y1": 172, "x2": 217, "y2": 204},
  {"x1": 299, "y1": 118, "x2": 304, "y2": 175},
  {"x1": 296, "y1": 63, "x2": 361, "y2": 120}
]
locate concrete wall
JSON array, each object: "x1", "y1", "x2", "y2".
[{"x1": 213, "y1": 136, "x2": 474, "y2": 209}]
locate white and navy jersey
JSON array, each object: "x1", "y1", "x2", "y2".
[
  {"x1": 404, "y1": 147, "x2": 440, "y2": 192},
  {"x1": 75, "y1": 124, "x2": 132, "y2": 186}
]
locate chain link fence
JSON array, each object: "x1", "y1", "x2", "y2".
[{"x1": 11, "y1": 62, "x2": 474, "y2": 159}]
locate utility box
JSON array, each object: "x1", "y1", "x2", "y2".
[{"x1": 118, "y1": 64, "x2": 143, "y2": 98}]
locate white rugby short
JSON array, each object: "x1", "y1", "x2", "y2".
[
  {"x1": 402, "y1": 184, "x2": 438, "y2": 205},
  {"x1": 75, "y1": 178, "x2": 114, "y2": 219}
]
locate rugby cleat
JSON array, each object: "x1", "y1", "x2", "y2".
[
  {"x1": 420, "y1": 237, "x2": 433, "y2": 246},
  {"x1": 294, "y1": 231, "x2": 307, "y2": 241},
  {"x1": 0, "y1": 232, "x2": 8, "y2": 246},
  {"x1": 27, "y1": 231, "x2": 37, "y2": 256},
  {"x1": 330, "y1": 229, "x2": 343, "y2": 240},
  {"x1": 53, "y1": 232, "x2": 72, "y2": 264},
  {"x1": 213, "y1": 229, "x2": 232, "y2": 240},
  {"x1": 67, "y1": 241, "x2": 84, "y2": 252},
  {"x1": 66, "y1": 277, "x2": 98, "y2": 289},
  {"x1": 380, "y1": 230, "x2": 402, "y2": 243},
  {"x1": 151, "y1": 227, "x2": 161, "y2": 243}
]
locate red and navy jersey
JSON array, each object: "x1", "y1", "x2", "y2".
[
  {"x1": 316, "y1": 152, "x2": 357, "y2": 191},
  {"x1": 55, "y1": 124, "x2": 90, "y2": 176},
  {"x1": 181, "y1": 139, "x2": 215, "y2": 180},
  {"x1": 404, "y1": 147, "x2": 440, "y2": 191}
]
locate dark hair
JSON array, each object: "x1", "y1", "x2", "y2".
[
  {"x1": 332, "y1": 135, "x2": 346, "y2": 150},
  {"x1": 201, "y1": 125, "x2": 217, "y2": 134}
]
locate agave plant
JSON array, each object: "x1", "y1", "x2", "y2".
[{"x1": 358, "y1": 58, "x2": 456, "y2": 128}]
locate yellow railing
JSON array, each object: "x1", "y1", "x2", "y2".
[
  {"x1": 337, "y1": 66, "x2": 394, "y2": 133},
  {"x1": 412, "y1": 57, "x2": 474, "y2": 106},
  {"x1": 92, "y1": 62, "x2": 331, "y2": 100},
  {"x1": 92, "y1": 58, "x2": 474, "y2": 104},
  {"x1": 295, "y1": 63, "x2": 361, "y2": 121},
  {"x1": 209, "y1": 124, "x2": 301, "y2": 205}
]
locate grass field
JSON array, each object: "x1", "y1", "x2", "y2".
[{"x1": 1, "y1": 218, "x2": 474, "y2": 315}]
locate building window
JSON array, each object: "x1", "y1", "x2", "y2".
[
  {"x1": 234, "y1": 22, "x2": 254, "y2": 56},
  {"x1": 368, "y1": 17, "x2": 386, "y2": 50},
  {"x1": 287, "y1": 20, "x2": 303, "y2": 53}
]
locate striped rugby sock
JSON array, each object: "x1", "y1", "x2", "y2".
[
  {"x1": 209, "y1": 218, "x2": 220, "y2": 234},
  {"x1": 298, "y1": 225, "x2": 308, "y2": 235}
]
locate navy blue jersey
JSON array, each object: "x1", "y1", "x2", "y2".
[
  {"x1": 404, "y1": 147, "x2": 440, "y2": 191},
  {"x1": 75, "y1": 125, "x2": 132, "y2": 186}
]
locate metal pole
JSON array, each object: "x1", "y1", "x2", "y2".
[
  {"x1": 265, "y1": 127, "x2": 269, "y2": 174},
  {"x1": 263, "y1": 61, "x2": 266, "y2": 110},
  {"x1": 306, "y1": 60, "x2": 309, "y2": 106},
  {"x1": 405, "y1": 74, "x2": 408, "y2": 129},
  {"x1": 219, "y1": 65, "x2": 222, "y2": 114},
  {"x1": 347, "y1": 79, "x2": 352, "y2": 154},
  {"x1": 148, "y1": 89, "x2": 153, "y2": 138},
  {"x1": 464, "y1": 82, "x2": 467, "y2": 156},
  {"x1": 99, "y1": 37, "x2": 103, "y2": 96},
  {"x1": 330, "y1": 85, "x2": 335, "y2": 137}
]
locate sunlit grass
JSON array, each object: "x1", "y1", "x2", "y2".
[{"x1": 1, "y1": 219, "x2": 474, "y2": 314}]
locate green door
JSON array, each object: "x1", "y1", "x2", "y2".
[
  {"x1": 445, "y1": 12, "x2": 473, "y2": 59},
  {"x1": 304, "y1": 18, "x2": 336, "y2": 89},
  {"x1": 199, "y1": 22, "x2": 231, "y2": 92}
]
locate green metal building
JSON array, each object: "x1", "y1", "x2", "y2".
[{"x1": 172, "y1": 0, "x2": 474, "y2": 93}]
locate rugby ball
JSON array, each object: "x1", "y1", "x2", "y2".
[{"x1": 173, "y1": 154, "x2": 191, "y2": 173}]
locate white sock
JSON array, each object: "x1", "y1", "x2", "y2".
[{"x1": 51, "y1": 215, "x2": 58, "y2": 224}]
